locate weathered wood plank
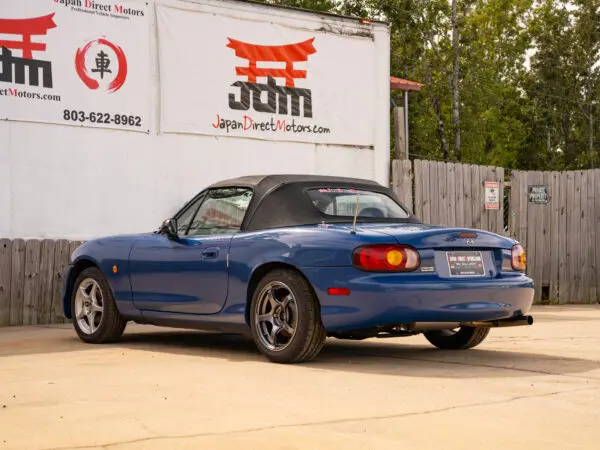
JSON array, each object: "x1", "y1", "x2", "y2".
[
  {"x1": 481, "y1": 165, "x2": 490, "y2": 231},
  {"x1": 497, "y1": 167, "x2": 505, "y2": 235},
  {"x1": 525, "y1": 172, "x2": 536, "y2": 302},
  {"x1": 558, "y1": 171, "x2": 569, "y2": 304},
  {"x1": 392, "y1": 160, "x2": 413, "y2": 212},
  {"x1": 565, "y1": 171, "x2": 576, "y2": 304},
  {"x1": 595, "y1": 170, "x2": 600, "y2": 304},
  {"x1": 487, "y1": 166, "x2": 503, "y2": 234},
  {"x1": 401, "y1": 160, "x2": 414, "y2": 213},
  {"x1": 572, "y1": 171, "x2": 583, "y2": 303},
  {"x1": 534, "y1": 171, "x2": 546, "y2": 303},
  {"x1": 549, "y1": 172, "x2": 560, "y2": 303},
  {"x1": 52, "y1": 240, "x2": 72, "y2": 324},
  {"x1": 518, "y1": 170, "x2": 529, "y2": 252},
  {"x1": 0, "y1": 239, "x2": 12, "y2": 327},
  {"x1": 447, "y1": 162, "x2": 457, "y2": 227},
  {"x1": 463, "y1": 165, "x2": 473, "y2": 228},
  {"x1": 526, "y1": 171, "x2": 541, "y2": 303},
  {"x1": 396, "y1": 159, "x2": 414, "y2": 213},
  {"x1": 23, "y1": 240, "x2": 42, "y2": 325},
  {"x1": 422, "y1": 160, "x2": 432, "y2": 224},
  {"x1": 578, "y1": 171, "x2": 589, "y2": 303},
  {"x1": 437, "y1": 162, "x2": 448, "y2": 226},
  {"x1": 471, "y1": 165, "x2": 482, "y2": 230},
  {"x1": 586, "y1": 170, "x2": 596, "y2": 303},
  {"x1": 509, "y1": 170, "x2": 520, "y2": 240},
  {"x1": 455, "y1": 163, "x2": 465, "y2": 228},
  {"x1": 413, "y1": 159, "x2": 423, "y2": 220},
  {"x1": 38, "y1": 240, "x2": 56, "y2": 324},
  {"x1": 540, "y1": 171, "x2": 552, "y2": 300},
  {"x1": 9, "y1": 239, "x2": 26, "y2": 326},
  {"x1": 392, "y1": 160, "x2": 400, "y2": 200},
  {"x1": 486, "y1": 167, "x2": 496, "y2": 233}
]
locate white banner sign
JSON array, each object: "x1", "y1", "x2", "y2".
[
  {"x1": 0, "y1": 0, "x2": 150, "y2": 132},
  {"x1": 156, "y1": 4, "x2": 377, "y2": 146}
]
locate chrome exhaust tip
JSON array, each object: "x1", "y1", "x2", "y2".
[
  {"x1": 405, "y1": 315, "x2": 534, "y2": 332},
  {"x1": 460, "y1": 315, "x2": 534, "y2": 328}
]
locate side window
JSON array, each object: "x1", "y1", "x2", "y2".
[
  {"x1": 187, "y1": 188, "x2": 253, "y2": 236},
  {"x1": 175, "y1": 195, "x2": 205, "y2": 235}
]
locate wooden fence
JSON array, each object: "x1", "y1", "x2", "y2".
[
  {"x1": 1, "y1": 161, "x2": 598, "y2": 327},
  {"x1": 510, "y1": 170, "x2": 600, "y2": 305},
  {"x1": 0, "y1": 239, "x2": 83, "y2": 327},
  {"x1": 392, "y1": 159, "x2": 600, "y2": 305},
  {"x1": 393, "y1": 159, "x2": 505, "y2": 235}
]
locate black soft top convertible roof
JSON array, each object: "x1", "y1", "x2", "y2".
[{"x1": 205, "y1": 174, "x2": 419, "y2": 231}]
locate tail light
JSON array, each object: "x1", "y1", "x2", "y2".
[
  {"x1": 511, "y1": 244, "x2": 526, "y2": 271},
  {"x1": 352, "y1": 244, "x2": 420, "y2": 272}
]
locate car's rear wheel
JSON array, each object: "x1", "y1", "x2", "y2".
[
  {"x1": 250, "y1": 269, "x2": 326, "y2": 364},
  {"x1": 71, "y1": 267, "x2": 126, "y2": 344},
  {"x1": 423, "y1": 326, "x2": 490, "y2": 350}
]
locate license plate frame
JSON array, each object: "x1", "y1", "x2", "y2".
[{"x1": 445, "y1": 251, "x2": 486, "y2": 277}]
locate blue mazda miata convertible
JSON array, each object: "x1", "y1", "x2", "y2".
[{"x1": 62, "y1": 174, "x2": 534, "y2": 363}]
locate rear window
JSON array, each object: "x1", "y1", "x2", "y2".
[{"x1": 306, "y1": 188, "x2": 410, "y2": 219}]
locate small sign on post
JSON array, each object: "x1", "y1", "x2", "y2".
[
  {"x1": 484, "y1": 181, "x2": 500, "y2": 210},
  {"x1": 528, "y1": 185, "x2": 549, "y2": 204}
]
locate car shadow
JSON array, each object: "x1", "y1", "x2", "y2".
[
  {"x1": 107, "y1": 328, "x2": 600, "y2": 380},
  {"x1": 3, "y1": 324, "x2": 599, "y2": 380}
]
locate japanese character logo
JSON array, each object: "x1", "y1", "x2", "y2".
[{"x1": 75, "y1": 38, "x2": 127, "y2": 93}]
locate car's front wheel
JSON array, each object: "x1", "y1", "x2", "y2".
[
  {"x1": 71, "y1": 267, "x2": 127, "y2": 344},
  {"x1": 250, "y1": 269, "x2": 326, "y2": 363},
  {"x1": 423, "y1": 326, "x2": 490, "y2": 350}
]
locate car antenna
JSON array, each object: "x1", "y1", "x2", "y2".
[{"x1": 350, "y1": 193, "x2": 360, "y2": 234}]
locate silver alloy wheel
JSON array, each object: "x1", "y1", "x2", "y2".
[
  {"x1": 74, "y1": 278, "x2": 104, "y2": 335},
  {"x1": 254, "y1": 281, "x2": 299, "y2": 352}
]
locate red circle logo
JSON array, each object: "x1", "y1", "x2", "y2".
[{"x1": 75, "y1": 38, "x2": 127, "y2": 93}]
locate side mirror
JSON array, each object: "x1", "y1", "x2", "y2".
[{"x1": 159, "y1": 218, "x2": 178, "y2": 240}]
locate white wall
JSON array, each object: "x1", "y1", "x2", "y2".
[{"x1": 0, "y1": 0, "x2": 390, "y2": 241}]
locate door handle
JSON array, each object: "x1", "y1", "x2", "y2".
[{"x1": 202, "y1": 247, "x2": 219, "y2": 259}]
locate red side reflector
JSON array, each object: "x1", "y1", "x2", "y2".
[
  {"x1": 459, "y1": 232, "x2": 478, "y2": 238},
  {"x1": 327, "y1": 287, "x2": 350, "y2": 296}
]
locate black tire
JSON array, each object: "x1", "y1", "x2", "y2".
[
  {"x1": 424, "y1": 326, "x2": 490, "y2": 350},
  {"x1": 71, "y1": 266, "x2": 127, "y2": 344},
  {"x1": 250, "y1": 269, "x2": 326, "y2": 364}
]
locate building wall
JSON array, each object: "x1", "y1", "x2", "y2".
[{"x1": 0, "y1": 0, "x2": 390, "y2": 240}]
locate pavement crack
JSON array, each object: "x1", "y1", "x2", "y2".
[{"x1": 41, "y1": 385, "x2": 600, "y2": 450}]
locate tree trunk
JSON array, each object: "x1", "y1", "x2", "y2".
[
  {"x1": 424, "y1": 63, "x2": 450, "y2": 160},
  {"x1": 432, "y1": 97, "x2": 450, "y2": 160},
  {"x1": 452, "y1": 0, "x2": 461, "y2": 160}
]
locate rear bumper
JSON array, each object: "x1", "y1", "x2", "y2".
[{"x1": 300, "y1": 267, "x2": 535, "y2": 333}]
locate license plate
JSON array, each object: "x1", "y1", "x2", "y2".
[{"x1": 446, "y1": 251, "x2": 485, "y2": 277}]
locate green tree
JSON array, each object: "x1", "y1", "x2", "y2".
[
  {"x1": 525, "y1": 0, "x2": 600, "y2": 169},
  {"x1": 252, "y1": 0, "x2": 600, "y2": 171}
]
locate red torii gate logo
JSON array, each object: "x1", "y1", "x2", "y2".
[
  {"x1": 226, "y1": 37, "x2": 316, "y2": 118},
  {"x1": 0, "y1": 13, "x2": 57, "y2": 89}
]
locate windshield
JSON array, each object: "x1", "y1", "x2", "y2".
[{"x1": 306, "y1": 188, "x2": 410, "y2": 219}]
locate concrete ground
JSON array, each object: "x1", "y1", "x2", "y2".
[{"x1": 1, "y1": 306, "x2": 599, "y2": 450}]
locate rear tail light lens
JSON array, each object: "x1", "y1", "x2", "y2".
[
  {"x1": 352, "y1": 244, "x2": 420, "y2": 272},
  {"x1": 511, "y1": 244, "x2": 526, "y2": 271}
]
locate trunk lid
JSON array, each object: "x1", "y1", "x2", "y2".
[{"x1": 354, "y1": 223, "x2": 514, "y2": 250}]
